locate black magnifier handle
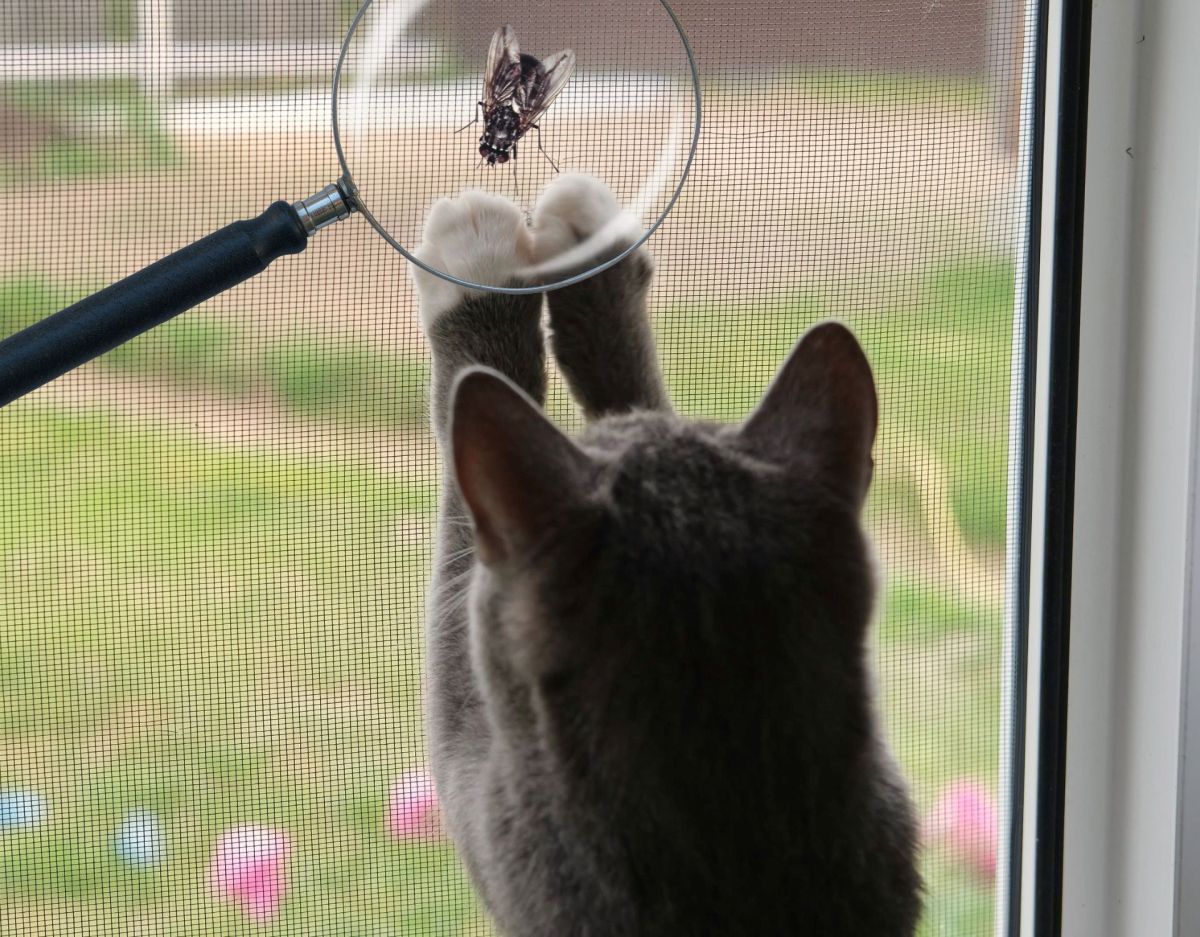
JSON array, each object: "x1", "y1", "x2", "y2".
[{"x1": 0, "y1": 183, "x2": 352, "y2": 409}]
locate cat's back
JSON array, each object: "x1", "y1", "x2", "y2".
[{"x1": 477, "y1": 413, "x2": 921, "y2": 936}]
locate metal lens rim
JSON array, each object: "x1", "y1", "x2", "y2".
[{"x1": 330, "y1": 0, "x2": 702, "y2": 295}]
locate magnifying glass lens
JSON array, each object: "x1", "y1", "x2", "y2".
[{"x1": 335, "y1": 0, "x2": 699, "y2": 293}]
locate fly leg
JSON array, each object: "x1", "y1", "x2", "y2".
[
  {"x1": 509, "y1": 142, "x2": 522, "y2": 206},
  {"x1": 531, "y1": 124, "x2": 561, "y2": 173},
  {"x1": 454, "y1": 102, "x2": 483, "y2": 135}
]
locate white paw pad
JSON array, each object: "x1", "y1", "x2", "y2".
[
  {"x1": 411, "y1": 191, "x2": 533, "y2": 327},
  {"x1": 529, "y1": 173, "x2": 642, "y2": 270}
]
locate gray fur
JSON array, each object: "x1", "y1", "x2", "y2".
[{"x1": 418, "y1": 189, "x2": 921, "y2": 936}]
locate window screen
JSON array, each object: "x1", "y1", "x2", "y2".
[{"x1": 0, "y1": 1, "x2": 1035, "y2": 934}]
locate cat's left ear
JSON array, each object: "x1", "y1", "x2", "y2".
[
  {"x1": 739, "y1": 321, "x2": 878, "y2": 507},
  {"x1": 451, "y1": 367, "x2": 592, "y2": 566}
]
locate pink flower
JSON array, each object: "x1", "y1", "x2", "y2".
[
  {"x1": 208, "y1": 824, "x2": 293, "y2": 922},
  {"x1": 925, "y1": 779, "x2": 999, "y2": 882},
  {"x1": 387, "y1": 770, "x2": 443, "y2": 842}
]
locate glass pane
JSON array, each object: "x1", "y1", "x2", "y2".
[{"x1": 0, "y1": 1, "x2": 1035, "y2": 934}]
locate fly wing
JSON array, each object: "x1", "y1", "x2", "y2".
[
  {"x1": 516, "y1": 49, "x2": 576, "y2": 123},
  {"x1": 484, "y1": 25, "x2": 523, "y2": 106}
]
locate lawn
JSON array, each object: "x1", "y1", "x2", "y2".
[
  {"x1": 0, "y1": 409, "x2": 477, "y2": 934},
  {"x1": 656, "y1": 255, "x2": 1014, "y2": 552},
  {"x1": 0, "y1": 79, "x2": 178, "y2": 188},
  {"x1": 0, "y1": 274, "x2": 431, "y2": 430},
  {"x1": 0, "y1": 253, "x2": 1012, "y2": 934}
]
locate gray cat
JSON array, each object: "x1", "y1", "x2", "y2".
[{"x1": 410, "y1": 174, "x2": 921, "y2": 936}]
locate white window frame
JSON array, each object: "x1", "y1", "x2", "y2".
[{"x1": 1023, "y1": 0, "x2": 1200, "y2": 933}]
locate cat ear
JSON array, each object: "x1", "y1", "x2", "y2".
[
  {"x1": 451, "y1": 367, "x2": 591, "y2": 565},
  {"x1": 740, "y1": 321, "x2": 878, "y2": 506}
]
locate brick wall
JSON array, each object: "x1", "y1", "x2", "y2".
[
  {"x1": 6, "y1": 0, "x2": 999, "y2": 79},
  {"x1": 441, "y1": 0, "x2": 994, "y2": 77}
]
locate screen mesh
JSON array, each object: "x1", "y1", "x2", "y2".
[{"x1": 0, "y1": 1, "x2": 1033, "y2": 934}]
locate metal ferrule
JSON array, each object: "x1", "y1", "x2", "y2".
[{"x1": 292, "y1": 183, "x2": 353, "y2": 235}]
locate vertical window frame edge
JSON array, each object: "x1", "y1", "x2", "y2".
[{"x1": 1011, "y1": 0, "x2": 1093, "y2": 934}]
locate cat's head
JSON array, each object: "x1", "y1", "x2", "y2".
[{"x1": 449, "y1": 321, "x2": 879, "y2": 777}]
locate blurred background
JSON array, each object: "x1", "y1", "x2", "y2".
[{"x1": 0, "y1": 1, "x2": 1032, "y2": 934}]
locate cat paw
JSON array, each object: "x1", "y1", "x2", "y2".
[
  {"x1": 529, "y1": 173, "x2": 643, "y2": 271},
  {"x1": 411, "y1": 190, "x2": 534, "y2": 328}
]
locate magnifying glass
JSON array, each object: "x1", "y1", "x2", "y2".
[{"x1": 0, "y1": 0, "x2": 700, "y2": 408}]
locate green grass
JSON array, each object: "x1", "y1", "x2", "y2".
[
  {"x1": 657, "y1": 254, "x2": 1015, "y2": 548},
  {"x1": 878, "y1": 576, "x2": 1004, "y2": 646},
  {"x1": 877, "y1": 577, "x2": 1003, "y2": 937},
  {"x1": 0, "y1": 274, "x2": 87, "y2": 337},
  {"x1": 0, "y1": 252, "x2": 1013, "y2": 933},
  {"x1": 104, "y1": 319, "x2": 251, "y2": 394},
  {"x1": 103, "y1": 0, "x2": 136, "y2": 42},
  {"x1": 0, "y1": 405, "x2": 1002, "y2": 935},
  {"x1": 0, "y1": 406, "x2": 463, "y2": 933},
  {"x1": 0, "y1": 79, "x2": 179, "y2": 186},
  {"x1": 261, "y1": 338, "x2": 429, "y2": 429},
  {"x1": 919, "y1": 859, "x2": 998, "y2": 937},
  {"x1": 0, "y1": 274, "x2": 431, "y2": 428}
]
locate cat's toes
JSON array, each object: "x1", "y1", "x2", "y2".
[
  {"x1": 530, "y1": 173, "x2": 642, "y2": 268},
  {"x1": 411, "y1": 190, "x2": 533, "y2": 328}
]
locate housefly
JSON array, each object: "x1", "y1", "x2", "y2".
[{"x1": 465, "y1": 25, "x2": 575, "y2": 170}]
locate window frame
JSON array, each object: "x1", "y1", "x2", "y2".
[
  {"x1": 1006, "y1": 0, "x2": 1091, "y2": 932},
  {"x1": 1029, "y1": 0, "x2": 1200, "y2": 933}
]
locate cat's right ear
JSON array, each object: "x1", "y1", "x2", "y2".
[
  {"x1": 450, "y1": 367, "x2": 592, "y2": 566},
  {"x1": 739, "y1": 321, "x2": 878, "y2": 507}
]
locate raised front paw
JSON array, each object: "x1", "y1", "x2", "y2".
[
  {"x1": 529, "y1": 173, "x2": 645, "y2": 276},
  {"x1": 411, "y1": 190, "x2": 534, "y2": 330}
]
